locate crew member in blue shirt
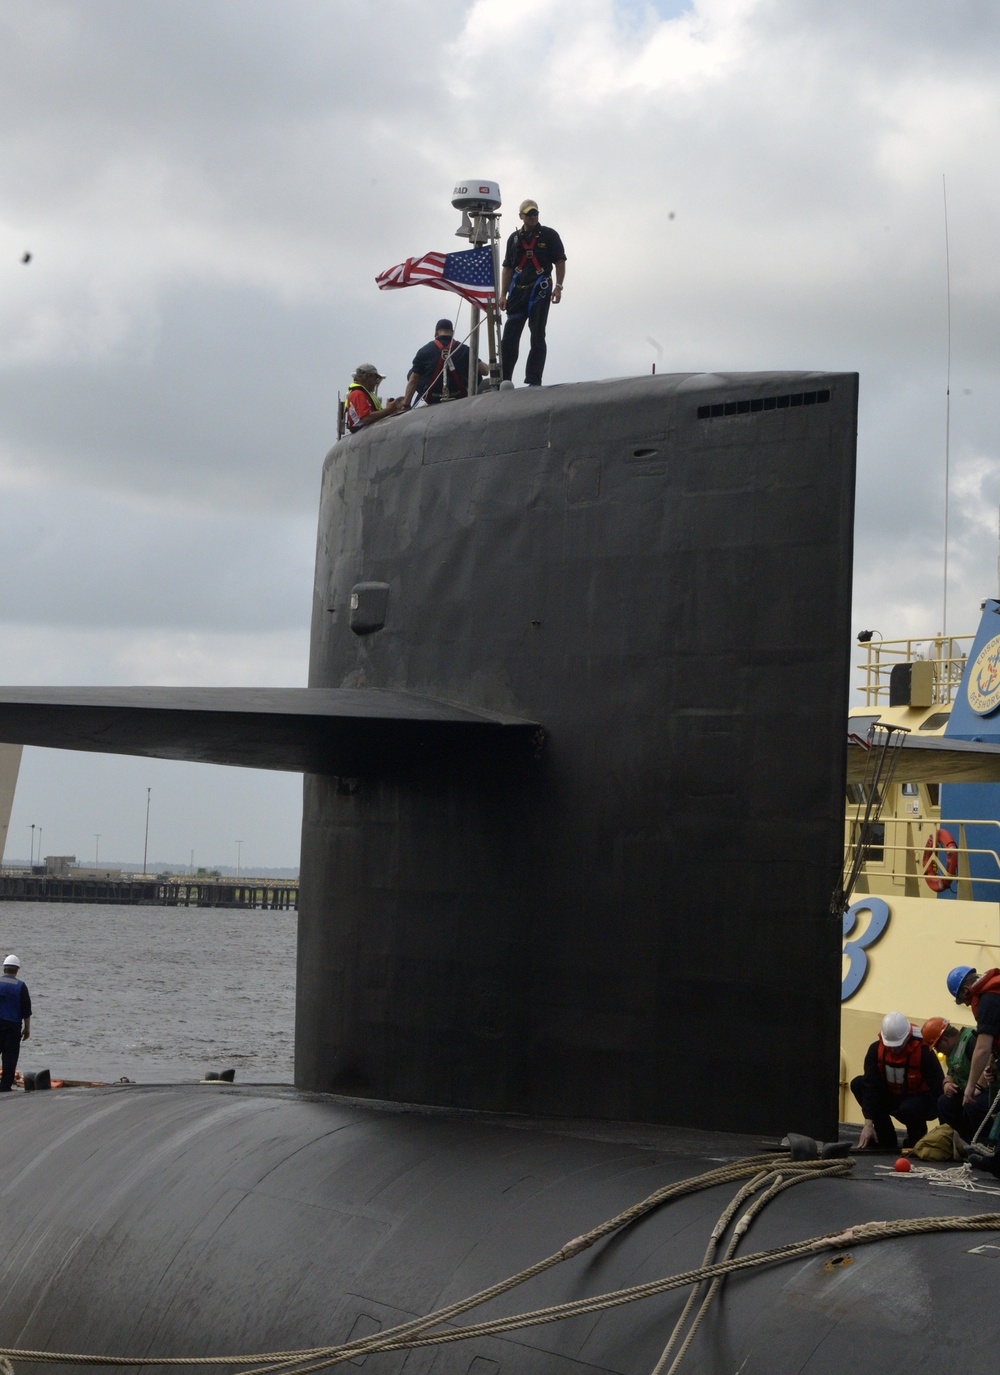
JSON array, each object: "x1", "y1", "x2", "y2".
[
  {"x1": 0, "y1": 954, "x2": 31, "y2": 1091},
  {"x1": 403, "y1": 319, "x2": 487, "y2": 407}
]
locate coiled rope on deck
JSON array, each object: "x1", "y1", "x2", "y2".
[{"x1": 0, "y1": 1155, "x2": 997, "y2": 1374}]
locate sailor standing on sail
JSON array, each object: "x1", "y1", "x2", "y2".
[
  {"x1": 0, "y1": 955, "x2": 31, "y2": 1092},
  {"x1": 499, "y1": 200, "x2": 566, "y2": 387}
]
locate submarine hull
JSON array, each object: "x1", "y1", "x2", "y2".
[{"x1": 0, "y1": 1085, "x2": 991, "y2": 1373}]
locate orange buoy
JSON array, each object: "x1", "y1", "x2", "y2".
[{"x1": 922, "y1": 828, "x2": 958, "y2": 892}]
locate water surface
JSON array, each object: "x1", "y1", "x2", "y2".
[{"x1": 0, "y1": 901, "x2": 296, "y2": 1083}]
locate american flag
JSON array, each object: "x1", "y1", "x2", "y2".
[{"x1": 376, "y1": 245, "x2": 496, "y2": 308}]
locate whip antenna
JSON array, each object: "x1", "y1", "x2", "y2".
[{"x1": 942, "y1": 172, "x2": 952, "y2": 637}]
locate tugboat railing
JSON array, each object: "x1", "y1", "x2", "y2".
[
  {"x1": 846, "y1": 816, "x2": 1000, "y2": 899},
  {"x1": 856, "y1": 632, "x2": 974, "y2": 706}
]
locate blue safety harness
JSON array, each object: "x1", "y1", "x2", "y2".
[{"x1": 506, "y1": 270, "x2": 550, "y2": 321}]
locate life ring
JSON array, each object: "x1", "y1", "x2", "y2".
[{"x1": 923, "y1": 827, "x2": 958, "y2": 892}]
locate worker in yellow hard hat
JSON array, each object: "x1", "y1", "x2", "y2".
[{"x1": 922, "y1": 1015, "x2": 993, "y2": 1139}]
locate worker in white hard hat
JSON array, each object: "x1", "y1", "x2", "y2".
[
  {"x1": 0, "y1": 955, "x2": 31, "y2": 1092},
  {"x1": 850, "y1": 1010, "x2": 944, "y2": 1151},
  {"x1": 343, "y1": 364, "x2": 405, "y2": 434}
]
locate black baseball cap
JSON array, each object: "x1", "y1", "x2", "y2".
[{"x1": 435, "y1": 319, "x2": 454, "y2": 332}]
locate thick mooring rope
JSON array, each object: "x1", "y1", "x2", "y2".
[
  {"x1": 650, "y1": 1164, "x2": 850, "y2": 1375},
  {"x1": 0, "y1": 1155, "x2": 996, "y2": 1374}
]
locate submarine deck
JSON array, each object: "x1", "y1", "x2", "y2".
[{"x1": 0, "y1": 1083, "x2": 996, "y2": 1373}]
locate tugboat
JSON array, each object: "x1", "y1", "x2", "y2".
[{"x1": 842, "y1": 600, "x2": 1000, "y2": 1119}]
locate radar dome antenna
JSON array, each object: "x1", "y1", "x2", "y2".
[{"x1": 452, "y1": 180, "x2": 503, "y2": 394}]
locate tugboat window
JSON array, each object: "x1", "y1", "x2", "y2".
[
  {"x1": 863, "y1": 823, "x2": 885, "y2": 864},
  {"x1": 850, "y1": 714, "x2": 880, "y2": 740}
]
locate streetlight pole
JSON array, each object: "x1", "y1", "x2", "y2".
[
  {"x1": 29, "y1": 824, "x2": 34, "y2": 867},
  {"x1": 143, "y1": 788, "x2": 151, "y2": 876},
  {"x1": 236, "y1": 840, "x2": 242, "y2": 881},
  {"x1": 95, "y1": 834, "x2": 101, "y2": 868}
]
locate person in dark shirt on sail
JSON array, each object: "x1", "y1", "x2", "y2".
[
  {"x1": 403, "y1": 319, "x2": 487, "y2": 407},
  {"x1": 499, "y1": 200, "x2": 566, "y2": 387}
]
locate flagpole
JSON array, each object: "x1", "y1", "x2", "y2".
[
  {"x1": 467, "y1": 207, "x2": 491, "y2": 395},
  {"x1": 468, "y1": 303, "x2": 481, "y2": 396},
  {"x1": 461, "y1": 192, "x2": 502, "y2": 394},
  {"x1": 470, "y1": 209, "x2": 500, "y2": 393},
  {"x1": 487, "y1": 227, "x2": 502, "y2": 389}
]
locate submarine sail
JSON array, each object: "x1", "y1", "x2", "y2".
[{"x1": 0, "y1": 371, "x2": 857, "y2": 1138}]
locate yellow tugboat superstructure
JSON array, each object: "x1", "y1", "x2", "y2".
[{"x1": 842, "y1": 613, "x2": 1000, "y2": 1119}]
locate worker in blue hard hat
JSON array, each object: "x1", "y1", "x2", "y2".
[
  {"x1": 947, "y1": 965, "x2": 976, "y2": 1001},
  {"x1": 851, "y1": 1010, "x2": 944, "y2": 1152},
  {"x1": 947, "y1": 964, "x2": 1000, "y2": 1172}
]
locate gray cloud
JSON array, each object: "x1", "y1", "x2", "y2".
[{"x1": 2, "y1": 0, "x2": 999, "y2": 862}]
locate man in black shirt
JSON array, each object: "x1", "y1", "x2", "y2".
[
  {"x1": 850, "y1": 1010, "x2": 943, "y2": 1151},
  {"x1": 499, "y1": 199, "x2": 566, "y2": 387},
  {"x1": 403, "y1": 319, "x2": 486, "y2": 407}
]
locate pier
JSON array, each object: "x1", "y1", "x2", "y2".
[{"x1": 0, "y1": 870, "x2": 297, "y2": 909}]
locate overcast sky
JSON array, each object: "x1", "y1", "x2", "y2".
[{"x1": 2, "y1": 0, "x2": 999, "y2": 867}]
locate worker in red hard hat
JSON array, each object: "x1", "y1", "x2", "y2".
[
  {"x1": 922, "y1": 1015, "x2": 993, "y2": 1140},
  {"x1": 851, "y1": 1010, "x2": 943, "y2": 1152}
]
